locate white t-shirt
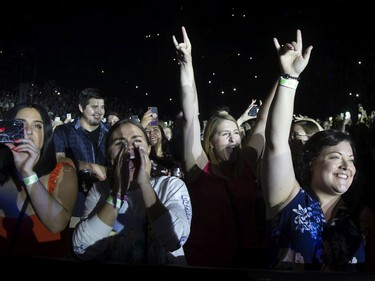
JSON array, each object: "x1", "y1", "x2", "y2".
[{"x1": 72, "y1": 176, "x2": 192, "y2": 265}]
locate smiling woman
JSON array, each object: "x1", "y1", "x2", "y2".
[{"x1": 262, "y1": 29, "x2": 375, "y2": 271}]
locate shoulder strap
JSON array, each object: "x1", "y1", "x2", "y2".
[
  {"x1": 6, "y1": 196, "x2": 29, "y2": 256},
  {"x1": 48, "y1": 161, "x2": 73, "y2": 193}
]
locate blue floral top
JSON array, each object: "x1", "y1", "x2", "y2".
[{"x1": 268, "y1": 188, "x2": 366, "y2": 270}]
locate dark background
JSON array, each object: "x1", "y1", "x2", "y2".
[{"x1": 1, "y1": 0, "x2": 374, "y2": 120}]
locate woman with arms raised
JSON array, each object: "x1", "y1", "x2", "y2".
[
  {"x1": 173, "y1": 26, "x2": 276, "y2": 268},
  {"x1": 262, "y1": 30, "x2": 375, "y2": 271}
]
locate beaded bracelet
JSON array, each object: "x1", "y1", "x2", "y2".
[
  {"x1": 281, "y1": 73, "x2": 300, "y2": 81},
  {"x1": 23, "y1": 173, "x2": 39, "y2": 186}
]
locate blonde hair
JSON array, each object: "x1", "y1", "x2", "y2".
[
  {"x1": 202, "y1": 113, "x2": 245, "y2": 178},
  {"x1": 293, "y1": 117, "x2": 323, "y2": 137}
]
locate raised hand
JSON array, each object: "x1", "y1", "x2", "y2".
[
  {"x1": 5, "y1": 137, "x2": 40, "y2": 176},
  {"x1": 141, "y1": 108, "x2": 156, "y2": 128},
  {"x1": 173, "y1": 26, "x2": 192, "y2": 65},
  {"x1": 273, "y1": 29, "x2": 313, "y2": 76},
  {"x1": 134, "y1": 144, "x2": 151, "y2": 186},
  {"x1": 109, "y1": 142, "x2": 129, "y2": 195}
]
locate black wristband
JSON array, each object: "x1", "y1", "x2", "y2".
[{"x1": 281, "y1": 74, "x2": 300, "y2": 81}]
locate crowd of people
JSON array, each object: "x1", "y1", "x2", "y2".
[{"x1": 1, "y1": 26, "x2": 375, "y2": 272}]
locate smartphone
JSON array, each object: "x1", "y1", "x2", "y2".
[
  {"x1": 54, "y1": 116, "x2": 61, "y2": 122},
  {"x1": 149, "y1": 106, "x2": 158, "y2": 126},
  {"x1": 248, "y1": 106, "x2": 259, "y2": 117},
  {"x1": 66, "y1": 113, "x2": 72, "y2": 119},
  {"x1": 0, "y1": 119, "x2": 25, "y2": 143}
]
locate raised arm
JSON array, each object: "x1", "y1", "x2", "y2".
[
  {"x1": 262, "y1": 30, "x2": 313, "y2": 218},
  {"x1": 141, "y1": 108, "x2": 157, "y2": 129},
  {"x1": 237, "y1": 99, "x2": 258, "y2": 128},
  {"x1": 243, "y1": 79, "x2": 278, "y2": 173},
  {"x1": 173, "y1": 27, "x2": 208, "y2": 172}
]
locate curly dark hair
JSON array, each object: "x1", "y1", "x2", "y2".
[
  {"x1": 298, "y1": 129, "x2": 357, "y2": 187},
  {"x1": 297, "y1": 129, "x2": 366, "y2": 227}
]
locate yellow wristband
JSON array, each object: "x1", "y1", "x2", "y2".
[
  {"x1": 23, "y1": 173, "x2": 39, "y2": 186},
  {"x1": 279, "y1": 76, "x2": 299, "y2": 89}
]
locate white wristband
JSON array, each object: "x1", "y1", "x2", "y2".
[
  {"x1": 23, "y1": 173, "x2": 39, "y2": 186},
  {"x1": 279, "y1": 76, "x2": 299, "y2": 89},
  {"x1": 106, "y1": 195, "x2": 122, "y2": 209}
]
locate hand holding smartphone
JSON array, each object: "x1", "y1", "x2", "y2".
[
  {"x1": 148, "y1": 106, "x2": 158, "y2": 126},
  {"x1": 0, "y1": 119, "x2": 25, "y2": 143},
  {"x1": 248, "y1": 106, "x2": 259, "y2": 117}
]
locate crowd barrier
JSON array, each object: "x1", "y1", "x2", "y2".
[{"x1": 2, "y1": 256, "x2": 374, "y2": 280}]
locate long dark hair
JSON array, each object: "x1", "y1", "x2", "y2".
[
  {"x1": 4, "y1": 102, "x2": 57, "y2": 177},
  {"x1": 149, "y1": 124, "x2": 175, "y2": 164},
  {"x1": 0, "y1": 144, "x2": 14, "y2": 185},
  {"x1": 105, "y1": 118, "x2": 151, "y2": 155}
]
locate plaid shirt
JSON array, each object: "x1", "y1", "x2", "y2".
[{"x1": 53, "y1": 117, "x2": 109, "y2": 166}]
